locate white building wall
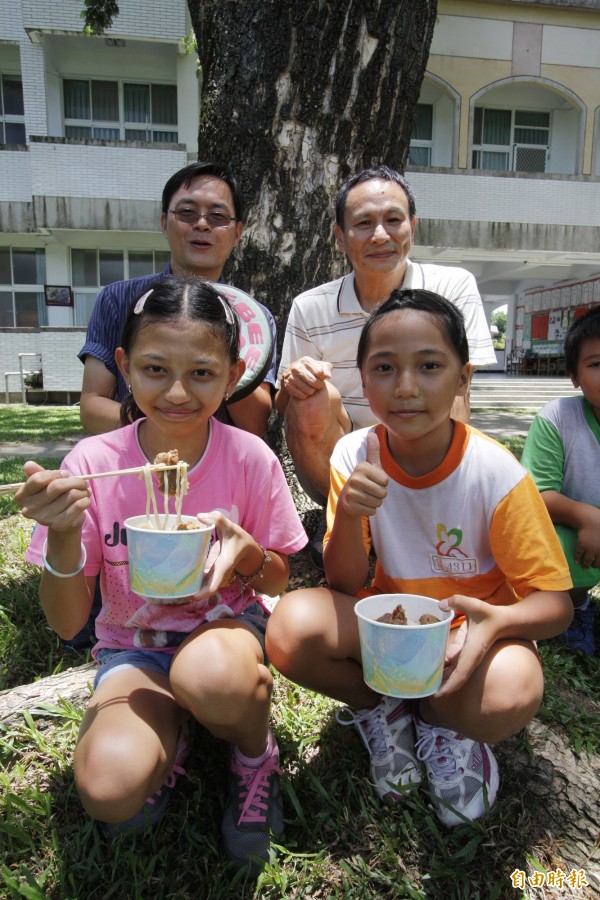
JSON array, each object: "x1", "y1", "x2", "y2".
[
  {"x1": 549, "y1": 108, "x2": 579, "y2": 175},
  {"x1": 0, "y1": 330, "x2": 85, "y2": 395},
  {"x1": 44, "y1": 244, "x2": 73, "y2": 328},
  {"x1": 409, "y1": 171, "x2": 600, "y2": 227},
  {"x1": 432, "y1": 94, "x2": 454, "y2": 168},
  {"x1": 177, "y1": 51, "x2": 200, "y2": 154},
  {"x1": 0, "y1": 150, "x2": 31, "y2": 201},
  {"x1": 40, "y1": 330, "x2": 84, "y2": 392},
  {"x1": 0, "y1": 0, "x2": 23, "y2": 41},
  {"x1": 44, "y1": 70, "x2": 62, "y2": 136},
  {"x1": 29, "y1": 142, "x2": 187, "y2": 200},
  {"x1": 431, "y1": 15, "x2": 513, "y2": 60},
  {"x1": 542, "y1": 25, "x2": 600, "y2": 68},
  {"x1": 20, "y1": 40, "x2": 47, "y2": 138},
  {"x1": 21, "y1": 0, "x2": 186, "y2": 41}
]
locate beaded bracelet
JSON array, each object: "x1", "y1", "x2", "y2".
[
  {"x1": 42, "y1": 539, "x2": 87, "y2": 578},
  {"x1": 235, "y1": 544, "x2": 271, "y2": 588}
]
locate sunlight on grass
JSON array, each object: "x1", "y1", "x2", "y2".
[
  {"x1": 0, "y1": 457, "x2": 62, "y2": 517},
  {"x1": 0, "y1": 411, "x2": 598, "y2": 898},
  {"x1": 0, "y1": 405, "x2": 83, "y2": 443}
]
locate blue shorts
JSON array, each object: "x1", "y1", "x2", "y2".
[{"x1": 93, "y1": 601, "x2": 269, "y2": 690}]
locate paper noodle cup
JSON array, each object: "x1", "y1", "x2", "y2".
[
  {"x1": 124, "y1": 515, "x2": 213, "y2": 602},
  {"x1": 355, "y1": 593, "x2": 453, "y2": 698}
]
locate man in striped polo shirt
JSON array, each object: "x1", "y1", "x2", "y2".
[{"x1": 276, "y1": 166, "x2": 495, "y2": 567}]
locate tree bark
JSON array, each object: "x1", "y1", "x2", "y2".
[
  {"x1": 0, "y1": 663, "x2": 95, "y2": 726},
  {"x1": 497, "y1": 720, "x2": 600, "y2": 892},
  {"x1": 187, "y1": 0, "x2": 437, "y2": 342}
]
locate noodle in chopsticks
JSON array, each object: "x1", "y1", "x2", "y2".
[{"x1": 139, "y1": 451, "x2": 189, "y2": 530}]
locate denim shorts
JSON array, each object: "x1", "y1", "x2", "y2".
[{"x1": 93, "y1": 600, "x2": 269, "y2": 689}]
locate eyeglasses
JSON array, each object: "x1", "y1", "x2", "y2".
[{"x1": 168, "y1": 208, "x2": 237, "y2": 228}]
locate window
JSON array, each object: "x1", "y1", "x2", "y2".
[
  {"x1": 0, "y1": 74, "x2": 26, "y2": 144},
  {"x1": 408, "y1": 104, "x2": 433, "y2": 166},
  {"x1": 472, "y1": 108, "x2": 550, "y2": 173},
  {"x1": 0, "y1": 248, "x2": 46, "y2": 327},
  {"x1": 71, "y1": 249, "x2": 170, "y2": 325},
  {"x1": 63, "y1": 79, "x2": 177, "y2": 142}
]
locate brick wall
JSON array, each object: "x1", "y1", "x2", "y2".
[
  {"x1": 0, "y1": 149, "x2": 31, "y2": 201},
  {"x1": 0, "y1": 0, "x2": 23, "y2": 40},
  {"x1": 29, "y1": 140, "x2": 187, "y2": 201},
  {"x1": 20, "y1": 40, "x2": 47, "y2": 139},
  {"x1": 21, "y1": 0, "x2": 186, "y2": 41},
  {"x1": 409, "y1": 171, "x2": 600, "y2": 227},
  {"x1": 0, "y1": 329, "x2": 85, "y2": 394}
]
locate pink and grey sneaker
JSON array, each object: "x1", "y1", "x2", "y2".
[
  {"x1": 415, "y1": 718, "x2": 499, "y2": 827},
  {"x1": 337, "y1": 696, "x2": 421, "y2": 802},
  {"x1": 221, "y1": 731, "x2": 283, "y2": 873},
  {"x1": 101, "y1": 718, "x2": 192, "y2": 837}
]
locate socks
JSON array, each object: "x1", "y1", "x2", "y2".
[{"x1": 234, "y1": 729, "x2": 275, "y2": 768}]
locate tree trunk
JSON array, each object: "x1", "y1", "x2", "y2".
[
  {"x1": 187, "y1": 0, "x2": 437, "y2": 345},
  {"x1": 497, "y1": 720, "x2": 600, "y2": 892},
  {"x1": 0, "y1": 663, "x2": 95, "y2": 726}
]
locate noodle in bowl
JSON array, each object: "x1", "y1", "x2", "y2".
[{"x1": 125, "y1": 514, "x2": 213, "y2": 602}]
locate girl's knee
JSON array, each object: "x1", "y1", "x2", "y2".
[
  {"x1": 75, "y1": 730, "x2": 160, "y2": 818},
  {"x1": 266, "y1": 590, "x2": 330, "y2": 669},
  {"x1": 427, "y1": 641, "x2": 543, "y2": 744},
  {"x1": 171, "y1": 630, "x2": 271, "y2": 717},
  {"x1": 481, "y1": 641, "x2": 543, "y2": 739}
]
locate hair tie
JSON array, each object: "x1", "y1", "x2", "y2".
[
  {"x1": 218, "y1": 294, "x2": 236, "y2": 326},
  {"x1": 133, "y1": 289, "x2": 153, "y2": 315}
]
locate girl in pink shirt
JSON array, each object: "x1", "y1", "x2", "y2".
[{"x1": 17, "y1": 277, "x2": 306, "y2": 873}]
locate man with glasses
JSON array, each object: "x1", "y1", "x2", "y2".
[
  {"x1": 276, "y1": 165, "x2": 495, "y2": 568},
  {"x1": 79, "y1": 161, "x2": 276, "y2": 437}
]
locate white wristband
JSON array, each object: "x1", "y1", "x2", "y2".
[{"x1": 42, "y1": 539, "x2": 87, "y2": 578}]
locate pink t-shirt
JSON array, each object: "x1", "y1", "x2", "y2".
[{"x1": 26, "y1": 419, "x2": 307, "y2": 655}]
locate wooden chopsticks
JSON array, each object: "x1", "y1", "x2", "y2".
[{"x1": 0, "y1": 463, "x2": 180, "y2": 496}]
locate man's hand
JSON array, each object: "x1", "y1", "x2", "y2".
[{"x1": 280, "y1": 357, "x2": 332, "y2": 400}]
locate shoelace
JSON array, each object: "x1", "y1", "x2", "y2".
[
  {"x1": 147, "y1": 761, "x2": 190, "y2": 805},
  {"x1": 232, "y1": 755, "x2": 282, "y2": 826},
  {"x1": 336, "y1": 705, "x2": 389, "y2": 758},
  {"x1": 415, "y1": 727, "x2": 462, "y2": 782},
  {"x1": 148, "y1": 725, "x2": 192, "y2": 805}
]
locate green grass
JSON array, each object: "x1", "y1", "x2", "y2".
[
  {"x1": 498, "y1": 435, "x2": 525, "y2": 460},
  {"x1": 1, "y1": 513, "x2": 599, "y2": 898},
  {"x1": 0, "y1": 405, "x2": 83, "y2": 444},
  {"x1": 0, "y1": 457, "x2": 62, "y2": 518},
  {"x1": 1, "y1": 409, "x2": 598, "y2": 898}
]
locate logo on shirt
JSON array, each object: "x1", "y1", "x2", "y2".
[{"x1": 430, "y1": 523, "x2": 478, "y2": 576}]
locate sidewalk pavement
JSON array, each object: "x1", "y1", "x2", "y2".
[
  {"x1": 471, "y1": 411, "x2": 534, "y2": 438},
  {"x1": 0, "y1": 412, "x2": 533, "y2": 461},
  {"x1": 0, "y1": 438, "x2": 80, "y2": 459}
]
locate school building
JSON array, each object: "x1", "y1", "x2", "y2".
[
  {"x1": 1, "y1": 0, "x2": 599, "y2": 400},
  {"x1": 407, "y1": 0, "x2": 600, "y2": 372}
]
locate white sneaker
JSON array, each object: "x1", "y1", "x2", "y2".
[
  {"x1": 415, "y1": 719, "x2": 499, "y2": 827},
  {"x1": 337, "y1": 696, "x2": 421, "y2": 802}
]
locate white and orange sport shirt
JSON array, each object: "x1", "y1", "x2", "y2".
[{"x1": 325, "y1": 422, "x2": 571, "y2": 607}]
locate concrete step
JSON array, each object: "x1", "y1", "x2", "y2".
[{"x1": 471, "y1": 375, "x2": 579, "y2": 410}]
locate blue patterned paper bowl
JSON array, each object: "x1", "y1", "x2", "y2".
[
  {"x1": 125, "y1": 515, "x2": 213, "y2": 602},
  {"x1": 355, "y1": 593, "x2": 453, "y2": 698}
]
